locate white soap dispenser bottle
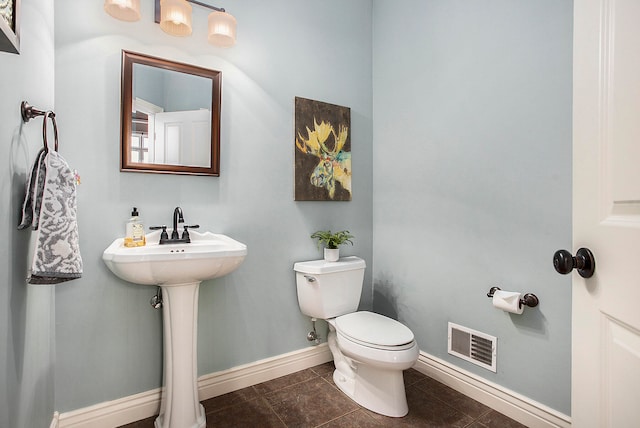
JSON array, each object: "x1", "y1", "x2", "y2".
[{"x1": 124, "y1": 207, "x2": 146, "y2": 247}]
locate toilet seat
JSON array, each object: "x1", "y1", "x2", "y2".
[
  {"x1": 335, "y1": 311, "x2": 415, "y2": 351},
  {"x1": 335, "y1": 329, "x2": 419, "y2": 370}
]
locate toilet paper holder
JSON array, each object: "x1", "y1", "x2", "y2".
[{"x1": 487, "y1": 287, "x2": 539, "y2": 309}]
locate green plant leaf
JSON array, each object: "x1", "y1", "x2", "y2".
[{"x1": 310, "y1": 230, "x2": 354, "y2": 249}]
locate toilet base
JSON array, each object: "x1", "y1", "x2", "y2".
[
  {"x1": 332, "y1": 364, "x2": 409, "y2": 417},
  {"x1": 326, "y1": 325, "x2": 414, "y2": 417}
]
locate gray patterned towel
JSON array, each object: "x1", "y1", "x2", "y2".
[
  {"x1": 18, "y1": 147, "x2": 47, "y2": 230},
  {"x1": 28, "y1": 150, "x2": 82, "y2": 284}
]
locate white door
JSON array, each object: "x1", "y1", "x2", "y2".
[
  {"x1": 572, "y1": 0, "x2": 640, "y2": 426},
  {"x1": 154, "y1": 109, "x2": 211, "y2": 167}
]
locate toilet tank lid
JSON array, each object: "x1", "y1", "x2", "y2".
[{"x1": 293, "y1": 256, "x2": 366, "y2": 274}]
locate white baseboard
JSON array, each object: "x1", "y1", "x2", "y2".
[
  {"x1": 198, "y1": 342, "x2": 332, "y2": 400},
  {"x1": 56, "y1": 346, "x2": 571, "y2": 428},
  {"x1": 49, "y1": 411, "x2": 59, "y2": 428},
  {"x1": 414, "y1": 351, "x2": 571, "y2": 428},
  {"x1": 58, "y1": 344, "x2": 332, "y2": 428},
  {"x1": 58, "y1": 388, "x2": 163, "y2": 428}
]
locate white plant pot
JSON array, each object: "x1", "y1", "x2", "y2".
[{"x1": 324, "y1": 248, "x2": 340, "y2": 262}]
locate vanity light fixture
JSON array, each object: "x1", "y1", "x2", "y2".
[
  {"x1": 104, "y1": 0, "x2": 141, "y2": 22},
  {"x1": 156, "y1": 0, "x2": 237, "y2": 47},
  {"x1": 206, "y1": 9, "x2": 237, "y2": 47},
  {"x1": 104, "y1": 0, "x2": 236, "y2": 47},
  {"x1": 159, "y1": 0, "x2": 192, "y2": 36}
]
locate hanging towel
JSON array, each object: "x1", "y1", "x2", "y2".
[
  {"x1": 18, "y1": 147, "x2": 47, "y2": 230},
  {"x1": 28, "y1": 150, "x2": 83, "y2": 284}
]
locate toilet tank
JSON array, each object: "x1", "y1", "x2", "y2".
[{"x1": 293, "y1": 256, "x2": 366, "y2": 319}]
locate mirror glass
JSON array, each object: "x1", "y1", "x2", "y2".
[{"x1": 121, "y1": 51, "x2": 221, "y2": 176}]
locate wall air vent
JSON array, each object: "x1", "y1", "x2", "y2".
[{"x1": 448, "y1": 322, "x2": 497, "y2": 372}]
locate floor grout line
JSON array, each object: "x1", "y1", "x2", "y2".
[
  {"x1": 313, "y1": 408, "x2": 361, "y2": 428},
  {"x1": 260, "y1": 395, "x2": 288, "y2": 428}
]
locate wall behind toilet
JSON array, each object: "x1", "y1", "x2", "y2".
[
  {"x1": 52, "y1": 0, "x2": 373, "y2": 413},
  {"x1": 372, "y1": 0, "x2": 573, "y2": 415}
]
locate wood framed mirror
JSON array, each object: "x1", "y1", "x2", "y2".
[{"x1": 120, "y1": 50, "x2": 221, "y2": 176}]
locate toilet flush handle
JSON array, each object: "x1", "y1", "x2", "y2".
[{"x1": 304, "y1": 275, "x2": 316, "y2": 283}]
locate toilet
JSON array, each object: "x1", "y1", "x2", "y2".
[{"x1": 294, "y1": 256, "x2": 419, "y2": 417}]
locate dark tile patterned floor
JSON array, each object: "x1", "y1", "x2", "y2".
[{"x1": 120, "y1": 362, "x2": 528, "y2": 427}]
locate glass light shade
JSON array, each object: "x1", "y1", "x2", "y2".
[
  {"x1": 160, "y1": 0, "x2": 192, "y2": 37},
  {"x1": 104, "y1": 0, "x2": 141, "y2": 22},
  {"x1": 208, "y1": 11, "x2": 237, "y2": 47}
]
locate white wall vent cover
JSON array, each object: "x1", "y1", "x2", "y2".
[{"x1": 448, "y1": 322, "x2": 497, "y2": 372}]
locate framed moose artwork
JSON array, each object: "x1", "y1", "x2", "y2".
[{"x1": 294, "y1": 97, "x2": 351, "y2": 201}]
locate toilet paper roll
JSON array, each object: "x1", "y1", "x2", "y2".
[{"x1": 492, "y1": 290, "x2": 524, "y2": 314}]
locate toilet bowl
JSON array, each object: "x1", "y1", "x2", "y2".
[
  {"x1": 328, "y1": 312, "x2": 419, "y2": 417},
  {"x1": 293, "y1": 257, "x2": 419, "y2": 417}
]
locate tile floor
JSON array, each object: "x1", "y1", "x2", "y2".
[{"x1": 120, "y1": 362, "x2": 528, "y2": 427}]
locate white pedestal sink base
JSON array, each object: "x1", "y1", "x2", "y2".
[
  {"x1": 102, "y1": 231, "x2": 247, "y2": 428},
  {"x1": 155, "y1": 405, "x2": 205, "y2": 428},
  {"x1": 154, "y1": 282, "x2": 206, "y2": 428}
]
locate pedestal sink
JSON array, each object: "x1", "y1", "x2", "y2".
[{"x1": 103, "y1": 229, "x2": 247, "y2": 428}]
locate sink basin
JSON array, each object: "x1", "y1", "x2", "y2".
[{"x1": 102, "y1": 229, "x2": 247, "y2": 285}]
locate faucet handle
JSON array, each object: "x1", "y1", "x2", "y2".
[
  {"x1": 150, "y1": 225, "x2": 169, "y2": 242},
  {"x1": 181, "y1": 225, "x2": 199, "y2": 241}
]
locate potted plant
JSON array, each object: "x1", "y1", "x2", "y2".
[{"x1": 310, "y1": 230, "x2": 354, "y2": 262}]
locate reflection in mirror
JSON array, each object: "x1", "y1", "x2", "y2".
[{"x1": 121, "y1": 51, "x2": 221, "y2": 176}]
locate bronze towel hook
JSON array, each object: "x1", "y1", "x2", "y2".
[
  {"x1": 20, "y1": 101, "x2": 46, "y2": 123},
  {"x1": 21, "y1": 101, "x2": 58, "y2": 152}
]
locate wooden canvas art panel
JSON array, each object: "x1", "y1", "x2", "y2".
[{"x1": 294, "y1": 97, "x2": 351, "y2": 201}]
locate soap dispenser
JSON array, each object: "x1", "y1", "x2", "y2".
[{"x1": 124, "y1": 207, "x2": 146, "y2": 247}]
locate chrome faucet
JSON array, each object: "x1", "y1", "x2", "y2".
[
  {"x1": 149, "y1": 207, "x2": 200, "y2": 245},
  {"x1": 172, "y1": 207, "x2": 184, "y2": 240}
]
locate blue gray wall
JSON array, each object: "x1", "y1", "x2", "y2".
[
  {"x1": 0, "y1": 1, "x2": 56, "y2": 427},
  {"x1": 134, "y1": 64, "x2": 212, "y2": 112},
  {"x1": 372, "y1": 0, "x2": 573, "y2": 415},
  {"x1": 53, "y1": 0, "x2": 373, "y2": 413}
]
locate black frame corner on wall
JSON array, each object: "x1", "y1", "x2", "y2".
[{"x1": 0, "y1": 0, "x2": 20, "y2": 54}]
